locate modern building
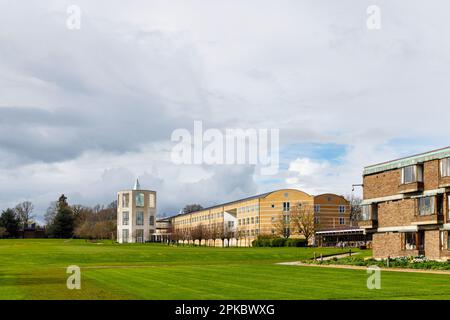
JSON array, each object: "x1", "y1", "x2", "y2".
[
  {"x1": 117, "y1": 179, "x2": 157, "y2": 243},
  {"x1": 169, "y1": 189, "x2": 358, "y2": 246},
  {"x1": 170, "y1": 189, "x2": 314, "y2": 246},
  {"x1": 314, "y1": 194, "x2": 365, "y2": 246},
  {"x1": 359, "y1": 146, "x2": 450, "y2": 260},
  {"x1": 154, "y1": 217, "x2": 172, "y2": 243}
]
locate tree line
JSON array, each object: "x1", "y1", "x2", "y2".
[{"x1": 0, "y1": 194, "x2": 117, "y2": 240}]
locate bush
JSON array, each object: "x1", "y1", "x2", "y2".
[
  {"x1": 286, "y1": 238, "x2": 307, "y2": 247},
  {"x1": 252, "y1": 236, "x2": 306, "y2": 247}
]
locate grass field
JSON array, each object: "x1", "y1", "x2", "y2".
[{"x1": 1, "y1": 239, "x2": 450, "y2": 300}]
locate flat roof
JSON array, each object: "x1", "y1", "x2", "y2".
[{"x1": 363, "y1": 146, "x2": 450, "y2": 176}]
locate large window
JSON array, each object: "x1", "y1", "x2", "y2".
[
  {"x1": 136, "y1": 193, "x2": 145, "y2": 207},
  {"x1": 402, "y1": 165, "x2": 423, "y2": 184},
  {"x1": 314, "y1": 205, "x2": 320, "y2": 213},
  {"x1": 283, "y1": 202, "x2": 290, "y2": 212},
  {"x1": 122, "y1": 229, "x2": 129, "y2": 243},
  {"x1": 149, "y1": 193, "x2": 156, "y2": 208},
  {"x1": 339, "y1": 205, "x2": 346, "y2": 213},
  {"x1": 122, "y1": 211, "x2": 129, "y2": 225},
  {"x1": 339, "y1": 217, "x2": 345, "y2": 225},
  {"x1": 418, "y1": 196, "x2": 435, "y2": 216},
  {"x1": 360, "y1": 205, "x2": 370, "y2": 221},
  {"x1": 122, "y1": 193, "x2": 129, "y2": 207},
  {"x1": 441, "y1": 158, "x2": 450, "y2": 177},
  {"x1": 136, "y1": 211, "x2": 144, "y2": 225},
  {"x1": 149, "y1": 214, "x2": 155, "y2": 226}
]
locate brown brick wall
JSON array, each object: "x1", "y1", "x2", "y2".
[
  {"x1": 423, "y1": 160, "x2": 439, "y2": 191},
  {"x1": 377, "y1": 199, "x2": 416, "y2": 228},
  {"x1": 425, "y1": 230, "x2": 441, "y2": 260},
  {"x1": 363, "y1": 169, "x2": 401, "y2": 199},
  {"x1": 373, "y1": 232, "x2": 404, "y2": 259}
]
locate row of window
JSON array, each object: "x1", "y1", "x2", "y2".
[
  {"x1": 238, "y1": 216, "x2": 259, "y2": 226},
  {"x1": 314, "y1": 205, "x2": 346, "y2": 213},
  {"x1": 314, "y1": 217, "x2": 346, "y2": 225},
  {"x1": 121, "y1": 193, "x2": 155, "y2": 208},
  {"x1": 361, "y1": 194, "x2": 450, "y2": 220},
  {"x1": 122, "y1": 211, "x2": 155, "y2": 226},
  {"x1": 401, "y1": 158, "x2": 450, "y2": 184},
  {"x1": 237, "y1": 205, "x2": 259, "y2": 214},
  {"x1": 179, "y1": 212, "x2": 225, "y2": 225},
  {"x1": 241, "y1": 229, "x2": 259, "y2": 236}
]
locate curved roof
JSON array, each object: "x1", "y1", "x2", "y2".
[{"x1": 170, "y1": 188, "x2": 312, "y2": 219}]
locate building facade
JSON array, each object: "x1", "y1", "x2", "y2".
[
  {"x1": 313, "y1": 194, "x2": 365, "y2": 246},
  {"x1": 359, "y1": 147, "x2": 450, "y2": 260},
  {"x1": 117, "y1": 179, "x2": 157, "y2": 243},
  {"x1": 169, "y1": 189, "x2": 356, "y2": 246},
  {"x1": 171, "y1": 189, "x2": 314, "y2": 246}
]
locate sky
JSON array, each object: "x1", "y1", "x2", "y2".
[{"x1": 1, "y1": 0, "x2": 450, "y2": 222}]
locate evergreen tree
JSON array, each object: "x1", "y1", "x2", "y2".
[
  {"x1": 47, "y1": 194, "x2": 75, "y2": 238},
  {"x1": 0, "y1": 208, "x2": 20, "y2": 238}
]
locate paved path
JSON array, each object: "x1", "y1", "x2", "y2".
[{"x1": 276, "y1": 261, "x2": 450, "y2": 275}]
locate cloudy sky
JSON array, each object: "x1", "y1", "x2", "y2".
[{"x1": 1, "y1": 1, "x2": 450, "y2": 222}]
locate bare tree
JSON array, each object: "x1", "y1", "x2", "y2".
[
  {"x1": 15, "y1": 201, "x2": 34, "y2": 230},
  {"x1": 191, "y1": 224, "x2": 207, "y2": 246},
  {"x1": 274, "y1": 212, "x2": 291, "y2": 239},
  {"x1": 346, "y1": 194, "x2": 362, "y2": 226},
  {"x1": 291, "y1": 204, "x2": 315, "y2": 243}
]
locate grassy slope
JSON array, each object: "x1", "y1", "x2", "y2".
[{"x1": 1, "y1": 239, "x2": 450, "y2": 299}]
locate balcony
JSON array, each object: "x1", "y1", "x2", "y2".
[
  {"x1": 358, "y1": 219, "x2": 378, "y2": 229},
  {"x1": 398, "y1": 181, "x2": 424, "y2": 194},
  {"x1": 411, "y1": 213, "x2": 443, "y2": 225},
  {"x1": 358, "y1": 204, "x2": 378, "y2": 230},
  {"x1": 439, "y1": 176, "x2": 450, "y2": 188}
]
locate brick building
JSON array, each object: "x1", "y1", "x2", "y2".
[{"x1": 359, "y1": 147, "x2": 450, "y2": 260}]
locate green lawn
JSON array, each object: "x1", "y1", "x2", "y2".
[{"x1": 1, "y1": 239, "x2": 450, "y2": 299}]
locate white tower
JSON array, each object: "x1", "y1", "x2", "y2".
[{"x1": 117, "y1": 179, "x2": 157, "y2": 243}]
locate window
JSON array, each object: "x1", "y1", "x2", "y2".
[
  {"x1": 136, "y1": 229, "x2": 144, "y2": 243},
  {"x1": 418, "y1": 196, "x2": 435, "y2": 216},
  {"x1": 122, "y1": 193, "x2": 129, "y2": 207},
  {"x1": 149, "y1": 215, "x2": 155, "y2": 226},
  {"x1": 405, "y1": 232, "x2": 417, "y2": 250},
  {"x1": 136, "y1": 211, "x2": 144, "y2": 225},
  {"x1": 402, "y1": 165, "x2": 423, "y2": 184},
  {"x1": 271, "y1": 204, "x2": 275, "y2": 208},
  {"x1": 149, "y1": 193, "x2": 155, "y2": 208},
  {"x1": 339, "y1": 217, "x2": 345, "y2": 225},
  {"x1": 339, "y1": 205, "x2": 346, "y2": 213},
  {"x1": 122, "y1": 229, "x2": 129, "y2": 243},
  {"x1": 122, "y1": 211, "x2": 129, "y2": 225},
  {"x1": 238, "y1": 219, "x2": 241, "y2": 226},
  {"x1": 360, "y1": 205, "x2": 377, "y2": 221},
  {"x1": 441, "y1": 158, "x2": 450, "y2": 177},
  {"x1": 314, "y1": 217, "x2": 320, "y2": 224},
  {"x1": 251, "y1": 217, "x2": 254, "y2": 224},
  {"x1": 255, "y1": 216, "x2": 259, "y2": 224},
  {"x1": 284, "y1": 192, "x2": 289, "y2": 198},
  {"x1": 314, "y1": 205, "x2": 320, "y2": 213},
  {"x1": 447, "y1": 232, "x2": 450, "y2": 250},
  {"x1": 228, "y1": 221, "x2": 234, "y2": 228},
  {"x1": 246, "y1": 218, "x2": 250, "y2": 224},
  {"x1": 283, "y1": 202, "x2": 290, "y2": 212},
  {"x1": 283, "y1": 214, "x2": 290, "y2": 224},
  {"x1": 136, "y1": 193, "x2": 145, "y2": 207}
]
